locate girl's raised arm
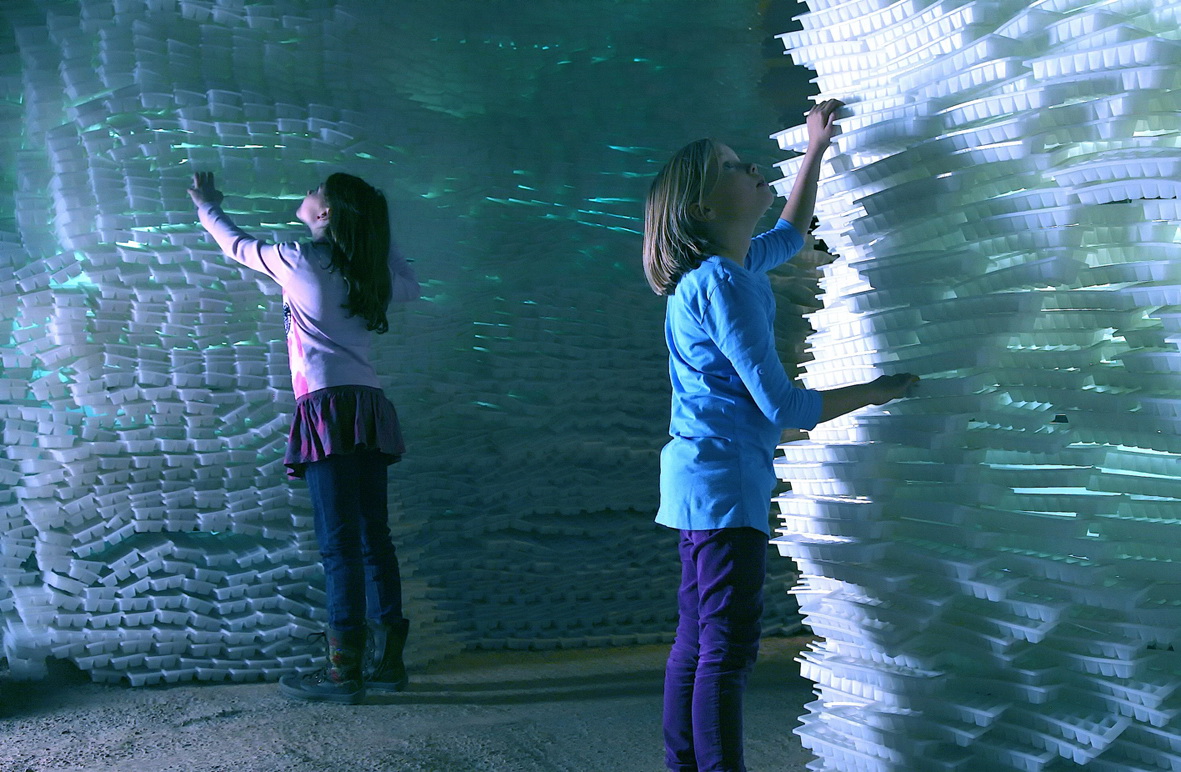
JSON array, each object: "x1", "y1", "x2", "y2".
[
  {"x1": 388, "y1": 248, "x2": 421, "y2": 303},
  {"x1": 780, "y1": 99, "x2": 842, "y2": 236},
  {"x1": 190, "y1": 172, "x2": 302, "y2": 287}
]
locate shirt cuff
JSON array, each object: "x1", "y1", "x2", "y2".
[{"x1": 800, "y1": 388, "x2": 823, "y2": 431}]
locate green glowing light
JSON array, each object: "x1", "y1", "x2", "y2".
[{"x1": 52, "y1": 271, "x2": 96, "y2": 289}]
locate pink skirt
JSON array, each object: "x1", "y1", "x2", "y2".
[{"x1": 285, "y1": 384, "x2": 405, "y2": 479}]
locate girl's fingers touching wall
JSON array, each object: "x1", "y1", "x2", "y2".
[
  {"x1": 188, "y1": 171, "x2": 224, "y2": 207},
  {"x1": 807, "y1": 100, "x2": 844, "y2": 149}
]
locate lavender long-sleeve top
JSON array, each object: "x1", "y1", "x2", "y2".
[{"x1": 197, "y1": 202, "x2": 420, "y2": 398}]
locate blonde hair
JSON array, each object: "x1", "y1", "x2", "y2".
[{"x1": 642, "y1": 138, "x2": 720, "y2": 296}]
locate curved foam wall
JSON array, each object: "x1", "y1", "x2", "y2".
[
  {"x1": 0, "y1": 1, "x2": 821, "y2": 684},
  {"x1": 771, "y1": 0, "x2": 1181, "y2": 768}
]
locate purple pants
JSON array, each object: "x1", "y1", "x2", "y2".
[{"x1": 663, "y1": 527, "x2": 767, "y2": 772}]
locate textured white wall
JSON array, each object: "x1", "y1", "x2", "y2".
[
  {"x1": 0, "y1": 0, "x2": 818, "y2": 684},
  {"x1": 772, "y1": 0, "x2": 1181, "y2": 768}
]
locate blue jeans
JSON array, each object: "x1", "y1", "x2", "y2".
[
  {"x1": 305, "y1": 451, "x2": 404, "y2": 631},
  {"x1": 664, "y1": 528, "x2": 766, "y2": 772}
]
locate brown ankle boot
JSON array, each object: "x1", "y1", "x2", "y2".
[
  {"x1": 365, "y1": 618, "x2": 409, "y2": 692},
  {"x1": 279, "y1": 627, "x2": 366, "y2": 704}
]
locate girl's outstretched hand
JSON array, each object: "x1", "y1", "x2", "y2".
[
  {"x1": 806, "y1": 99, "x2": 844, "y2": 154},
  {"x1": 188, "y1": 171, "x2": 224, "y2": 207},
  {"x1": 868, "y1": 373, "x2": 919, "y2": 405}
]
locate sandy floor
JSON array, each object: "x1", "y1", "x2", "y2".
[{"x1": 0, "y1": 636, "x2": 817, "y2": 772}]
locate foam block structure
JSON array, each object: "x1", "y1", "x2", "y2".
[
  {"x1": 770, "y1": 0, "x2": 1181, "y2": 768},
  {"x1": 0, "y1": 1, "x2": 814, "y2": 684}
]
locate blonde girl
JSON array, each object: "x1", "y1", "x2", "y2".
[{"x1": 643, "y1": 101, "x2": 916, "y2": 771}]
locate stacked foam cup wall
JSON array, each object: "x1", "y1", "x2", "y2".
[
  {"x1": 0, "y1": 1, "x2": 821, "y2": 684},
  {"x1": 770, "y1": 0, "x2": 1181, "y2": 768}
]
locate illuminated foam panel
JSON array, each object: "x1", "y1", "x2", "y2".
[
  {"x1": 0, "y1": 1, "x2": 807, "y2": 683},
  {"x1": 770, "y1": 0, "x2": 1181, "y2": 768}
]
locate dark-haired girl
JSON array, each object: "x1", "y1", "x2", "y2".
[{"x1": 190, "y1": 171, "x2": 419, "y2": 704}]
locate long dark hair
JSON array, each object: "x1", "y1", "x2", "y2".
[{"x1": 322, "y1": 172, "x2": 392, "y2": 333}]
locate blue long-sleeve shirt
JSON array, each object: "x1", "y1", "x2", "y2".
[{"x1": 656, "y1": 219, "x2": 822, "y2": 534}]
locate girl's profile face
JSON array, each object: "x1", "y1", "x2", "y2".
[
  {"x1": 296, "y1": 184, "x2": 330, "y2": 230},
  {"x1": 700, "y1": 144, "x2": 773, "y2": 221}
]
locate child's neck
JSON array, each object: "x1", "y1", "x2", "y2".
[{"x1": 707, "y1": 220, "x2": 757, "y2": 265}]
